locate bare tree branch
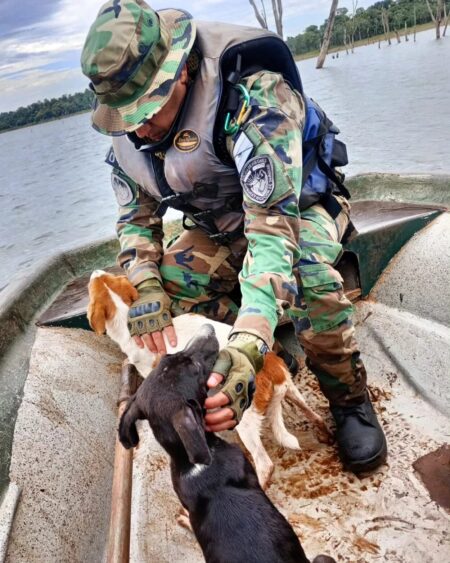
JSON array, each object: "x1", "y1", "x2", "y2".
[
  {"x1": 425, "y1": 0, "x2": 436, "y2": 22},
  {"x1": 249, "y1": 0, "x2": 269, "y2": 29},
  {"x1": 271, "y1": 0, "x2": 283, "y2": 37}
]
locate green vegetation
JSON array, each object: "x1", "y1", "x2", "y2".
[
  {"x1": 287, "y1": 0, "x2": 449, "y2": 56},
  {"x1": 0, "y1": 89, "x2": 94, "y2": 133}
]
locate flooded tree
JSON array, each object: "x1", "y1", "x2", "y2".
[
  {"x1": 444, "y1": 3, "x2": 449, "y2": 36},
  {"x1": 426, "y1": 0, "x2": 446, "y2": 38},
  {"x1": 248, "y1": 0, "x2": 283, "y2": 37},
  {"x1": 316, "y1": 0, "x2": 339, "y2": 69},
  {"x1": 381, "y1": 7, "x2": 392, "y2": 45}
]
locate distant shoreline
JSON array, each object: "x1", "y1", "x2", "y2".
[
  {"x1": 0, "y1": 22, "x2": 438, "y2": 134},
  {"x1": 0, "y1": 109, "x2": 91, "y2": 135},
  {"x1": 294, "y1": 21, "x2": 435, "y2": 61}
]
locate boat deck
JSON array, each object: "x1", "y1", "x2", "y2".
[{"x1": 4, "y1": 306, "x2": 450, "y2": 562}]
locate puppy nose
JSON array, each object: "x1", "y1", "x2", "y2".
[{"x1": 196, "y1": 324, "x2": 215, "y2": 339}]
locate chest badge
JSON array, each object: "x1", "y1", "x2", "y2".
[{"x1": 174, "y1": 129, "x2": 200, "y2": 152}]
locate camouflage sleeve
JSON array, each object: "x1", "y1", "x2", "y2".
[
  {"x1": 112, "y1": 167, "x2": 164, "y2": 286},
  {"x1": 227, "y1": 71, "x2": 305, "y2": 348}
]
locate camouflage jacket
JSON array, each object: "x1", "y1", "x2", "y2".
[{"x1": 114, "y1": 71, "x2": 305, "y2": 348}]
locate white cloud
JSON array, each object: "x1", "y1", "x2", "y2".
[{"x1": 0, "y1": 0, "x2": 378, "y2": 112}]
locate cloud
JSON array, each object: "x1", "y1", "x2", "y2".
[
  {"x1": 0, "y1": 0, "x2": 64, "y2": 37},
  {"x1": 0, "y1": 0, "x2": 377, "y2": 112}
]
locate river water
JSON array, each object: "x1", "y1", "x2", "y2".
[{"x1": 1, "y1": 28, "x2": 449, "y2": 295}]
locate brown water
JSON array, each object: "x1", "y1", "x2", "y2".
[{"x1": 1, "y1": 28, "x2": 449, "y2": 295}]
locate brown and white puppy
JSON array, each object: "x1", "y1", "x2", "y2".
[{"x1": 88, "y1": 270, "x2": 330, "y2": 487}]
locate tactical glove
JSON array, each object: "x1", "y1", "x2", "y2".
[
  {"x1": 128, "y1": 279, "x2": 173, "y2": 337},
  {"x1": 212, "y1": 333, "x2": 267, "y2": 422}
]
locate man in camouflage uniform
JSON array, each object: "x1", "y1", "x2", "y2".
[{"x1": 81, "y1": 0, "x2": 387, "y2": 472}]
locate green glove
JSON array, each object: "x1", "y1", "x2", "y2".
[
  {"x1": 128, "y1": 279, "x2": 173, "y2": 337},
  {"x1": 212, "y1": 333, "x2": 267, "y2": 422}
]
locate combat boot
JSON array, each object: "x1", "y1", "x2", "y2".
[{"x1": 330, "y1": 394, "x2": 387, "y2": 473}]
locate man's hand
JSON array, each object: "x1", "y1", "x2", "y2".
[
  {"x1": 128, "y1": 279, "x2": 177, "y2": 355},
  {"x1": 204, "y1": 334, "x2": 266, "y2": 432}
]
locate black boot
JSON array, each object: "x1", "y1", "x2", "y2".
[{"x1": 330, "y1": 395, "x2": 387, "y2": 473}]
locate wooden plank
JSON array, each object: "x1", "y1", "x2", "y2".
[
  {"x1": 107, "y1": 362, "x2": 142, "y2": 563},
  {"x1": 37, "y1": 266, "x2": 122, "y2": 327}
]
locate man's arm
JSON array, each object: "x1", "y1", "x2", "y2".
[
  {"x1": 111, "y1": 167, "x2": 176, "y2": 353},
  {"x1": 113, "y1": 167, "x2": 164, "y2": 286},
  {"x1": 205, "y1": 71, "x2": 305, "y2": 430},
  {"x1": 229, "y1": 70, "x2": 305, "y2": 348}
]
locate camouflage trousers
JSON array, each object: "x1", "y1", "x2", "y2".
[{"x1": 160, "y1": 197, "x2": 367, "y2": 406}]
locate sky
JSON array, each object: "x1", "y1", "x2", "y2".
[{"x1": 0, "y1": 0, "x2": 375, "y2": 113}]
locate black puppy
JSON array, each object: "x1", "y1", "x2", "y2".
[{"x1": 119, "y1": 324, "x2": 334, "y2": 563}]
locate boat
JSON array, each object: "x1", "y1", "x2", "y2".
[{"x1": 0, "y1": 173, "x2": 449, "y2": 562}]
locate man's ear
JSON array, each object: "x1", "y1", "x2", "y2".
[
  {"x1": 118, "y1": 396, "x2": 143, "y2": 449},
  {"x1": 172, "y1": 405, "x2": 212, "y2": 465},
  {"x1": 180, "y1": 64, "x2": 189, "y2": 84}
]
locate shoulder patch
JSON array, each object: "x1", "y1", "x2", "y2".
[
  {"x1": 240, "y1": 156, "x2": 275, "y2": 204},
  {"x1": 105, "y1": 146, "x2": 119, "y2": 168},
  {"x1": 233, "y1": 131, "x2": 254, "y2": 173},
  {"x1": 111, "y1": 172, "x2": 135, "y2": 206}
]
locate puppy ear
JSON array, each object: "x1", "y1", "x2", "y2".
[
  {"x1": 118, "y1": 276, "x2": 139, "y2": 305},
  {"x1": 87, "y1": 277, "x2": 116, "y2": 334},
  {"x1": 172, "y1": 405, "x2": 212, "y2": 465},
  {"x1": 118, "y1": 396, "x2": 143, "y2": 449},
  {"x1": 104, "y1": 274, "x2": 139, "y2": 306},
  {"x1": 87, "y1": 301, "x2": 106, "y2": 335}
]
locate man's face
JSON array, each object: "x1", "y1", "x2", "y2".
[{"x1": 135, "y1": 65, "x2": 188, "y2": 143}]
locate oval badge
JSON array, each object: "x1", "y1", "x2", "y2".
[{"x1": 174, "y1": 129, "x2": 200, "y2": 153}]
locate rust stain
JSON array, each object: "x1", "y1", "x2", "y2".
[
  {"x1": 353, "y1": 535, "x2": 380, "y2": 554},
  {"x1": 288, "y1": 512, "x2": 325, "y2": 531}
]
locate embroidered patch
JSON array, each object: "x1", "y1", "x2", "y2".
[
  {"x1": 105, "y1": 146, "x2": 119, "y2": 168},
  {"x1": 240, "y1": 156, "x2": 275, "y2": 204},
  {"x1": 233, "y1": 131, "x2": 254, "y2": 173},
  {"x1": 173, "y1": 129, "x2": 200, "y2": 152},
  {"x1": 111, "y1": 172, "x2": 135, "y2": 206}
]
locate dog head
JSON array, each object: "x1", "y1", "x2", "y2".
[
  {"x1": 119, "y1": 324, "x2": 219, "y2": 466},
  {"x1": 87, "y1": 270, "x2": 138, "y2": 335}
]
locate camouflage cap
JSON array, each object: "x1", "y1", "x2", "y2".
[{"x1": 80, "y1": 0, "x2": 196, "y2": 135}]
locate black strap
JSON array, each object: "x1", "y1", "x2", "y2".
[
  {"x1": 320, "y1": 194, "x2": 343, "y2": 220},
  {"x1": 317, "y1": 155, "x2": 351, "y2": 200}
]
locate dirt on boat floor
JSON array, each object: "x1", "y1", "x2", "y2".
[{"x1": 131, "y1": 360, "x2": 450, "y2": 563}]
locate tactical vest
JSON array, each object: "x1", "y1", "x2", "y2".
[{"x1": 110, "y1": 21, "x2": 349, "y2": 245}]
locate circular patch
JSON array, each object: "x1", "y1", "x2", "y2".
[
  {"x1": 173, "y1": 129, "x2": 200, "y2": 152},
  {"x1": 240, "y1": 155, "x2": 274, "y2": 204},
  {"x1": 111, "y1": 172, "x2": 135, "y2": 206}
]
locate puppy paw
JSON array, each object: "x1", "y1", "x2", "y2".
[
  {"x1": 176, "y1": 514, "x2": 193, "y2": 532},
  {"x1": 258, "y1": 463, "x2": 275, "y2": 490},
  {"x1": 280, "y1": 432, "x2": 301, "y2": 451},
  {"x1": 176, "y1": 507, "x2": 193, "y2": 533}
]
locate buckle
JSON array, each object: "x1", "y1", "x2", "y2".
[
  {"x1": 209, "y1": 232, "x2": 234, "y2": 245},
  {"x1": 192, "y1": 209, "x2": 214, "y2": 220},
  {"x1": 160, "y1": 193, "x2": 184, "y2": 203}
]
